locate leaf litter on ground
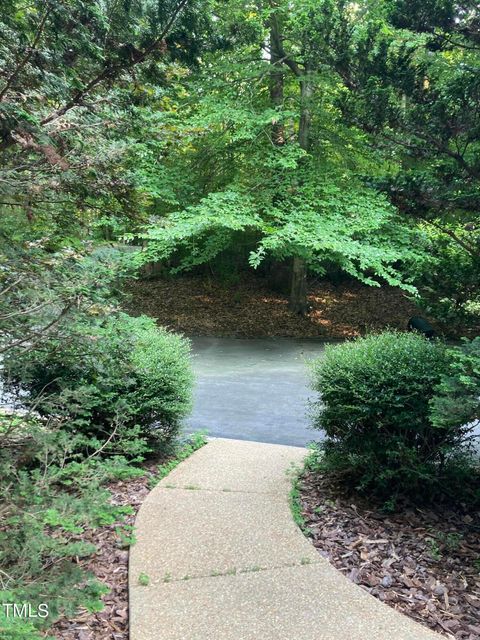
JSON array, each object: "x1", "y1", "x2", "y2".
[{"x1": 300, "y1": 470, "x2": 480, "y2": 640}]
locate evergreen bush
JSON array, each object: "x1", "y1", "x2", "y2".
[
  {"x1": 4, "y1": 313, "x2": 193, "y2": 453},
  {"x1": 310, "y1": 332, "x2": 476, "y2": 502}
]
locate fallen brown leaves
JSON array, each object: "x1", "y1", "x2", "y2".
[
  {"x1": 300, "y1": 471, "x2": 480, "y2": 640},
  {"x1": 47, "y1": 462, "x2": 159, "y2": 640},
  {"x1": 126, "y1": 274, "x2": 422, "y2": 338}
]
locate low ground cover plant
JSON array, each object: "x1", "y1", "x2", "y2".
[
  {"x1": 311, "y1": 332, "x2": 480, "y2": 504},
  {"x1": 0, "y1": 410, "x2": 205, "y2": 640},
  {"x1": 0, "y1": 413, "x2": 139, "y2": 640}
]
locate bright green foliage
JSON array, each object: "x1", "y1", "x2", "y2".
[
  {"x1": 431, "y1": 337, "x2": 480, "y2": 437},
  {"x1": 4, "y1": 313, "x2": 193, "y2": 452},
  {"x1": 142, "y1": 172, "x2": 422, "y2": 290},
  {"x1": 310, "y1": 332, "x2": 480, "y2": 503},
  {"x1": 136, "y1": 1, "x2": 427, "y2": 291}
]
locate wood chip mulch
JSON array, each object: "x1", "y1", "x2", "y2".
[
  {"x1": 47, "y1": 461, "x2": 160, "y2": 640},
  {"x1": 299, "y1": 470, "x2": 480, "y2": 640},
  {"x1": 125, "y1": 274, "x2": 423, "y2": 338}
]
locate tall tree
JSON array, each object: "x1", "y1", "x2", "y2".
[
  {"x1": 139, "y1": 0, "x2": 425, "y2": 308},
  {"x1": 317, "y1": 0, "x2": 480, "y2": 325},
  {"x1": 269, "y1": 1, "x2": 316, "y2": 313},
  {"x1": 269, "y1": 2, "x2": 308, "y2": 313}
]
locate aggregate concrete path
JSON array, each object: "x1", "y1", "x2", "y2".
[
  {"x1": 129, "y1": 439, "x2": 441, "y2": 640},
  {"x1": 185, "y1": 337, "x2": 327, "y2": 446}
]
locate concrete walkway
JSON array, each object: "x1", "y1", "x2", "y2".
[{"x1": 129, "y1": 439, "x2": 441, "y2": 640}]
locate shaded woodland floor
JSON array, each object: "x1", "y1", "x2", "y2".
[
  {"x1": 47, "y1": 459, "x2": 165, "y2": 640},
  {"x1": 300, "y1": 470, "x2": 480, "y2": 640},
  {"x1": 126, "y1": 274, "x2": 423, "y2": 338}
]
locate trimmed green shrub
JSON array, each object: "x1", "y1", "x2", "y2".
[
  {"x1": 311, "y1": 331, "x2": 461, "y2": 501},
  {"x1": 4, "y1": 313, "x2": 193, "y2": 453}
]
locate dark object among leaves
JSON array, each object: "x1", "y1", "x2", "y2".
[{"x1": 408, "y1": 316, "x2": 436, "y2": 339}]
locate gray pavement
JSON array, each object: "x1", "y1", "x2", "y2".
[
  {"x1": 129, "y1": 438, "x2": 441, "y2": 640},
  {"x1": 185, "y1": 337, "x2": 328, "y2": 446}
]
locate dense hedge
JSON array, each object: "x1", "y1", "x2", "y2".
[
  {"x1": 4, "y1": 313, "x2": 193, "y2": 453},
  {"x1": 311, "y1": 332, "x2": 479, "y2": 503}
]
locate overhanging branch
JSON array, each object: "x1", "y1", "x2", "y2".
[{"x1": 39, "y1": 0, "x2": 190, "y2": 126}]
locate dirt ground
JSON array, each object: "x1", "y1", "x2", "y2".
[
  {"x1": 47, "y1": 463, "x2": 159, "y2": 640},
  {"x1": 126, "y1": 274, "x2": 424, "y2": 338},
  {"x1": 300, "y1": 470, "x2": 480, "y2": 640}
]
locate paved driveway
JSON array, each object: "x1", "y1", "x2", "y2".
[{"x1": 184, "y1": 337, "x2": 328, "y2": 447}]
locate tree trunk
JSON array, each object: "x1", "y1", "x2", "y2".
[
  {"x1": 269, "y1": 9, "x2": 311, "y2": 315},
  {"x1": 269, "y1": 9, "x2": 285, "y2": 146},
  {"x1": 289, "y1": 65, "x2": 312, "y2": 315},
  {"x1": 290, "y1": 255, "x2": 308, "y2": 315},
  {"x1": 298, "y1": 67, "x2": 313, "y2": 152}
]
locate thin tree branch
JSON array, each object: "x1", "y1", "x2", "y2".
[
  {"x1": 435, "y1": 32, "x2": 480, "y2": 51},
  {"x1": 0, "y1": 277, "x2": 23, "y2": 297},
  {"x1": 41, "y1": 0, "x2": 190, "y2": 126},
  {"x1": 85, "y1": 423, "x2": 119, "y2": 460},
  {"x1": 381, "y1": 128, "x2": 480, "y2": 179},
  {"x1": 423, "y1": 218, "x2": 479, "y2": 257},
  {"x1": 0, "y1": 303, "x2": 72, "y2": 354}
]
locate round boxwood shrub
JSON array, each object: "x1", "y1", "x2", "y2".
[
  {"x1": 311, "y1": 331, "x2": 454, "y2": 501},
  {"x1": 4, "y1": 313, "x2": 193, "y2": 453}
]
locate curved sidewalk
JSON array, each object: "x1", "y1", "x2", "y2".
[{"x1": 129, "y1": 438, "x2": 441, "y2": 640}]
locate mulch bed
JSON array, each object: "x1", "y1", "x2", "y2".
[
  {"x1": 299, "y1": 470, "x2": 480, "y2": 639},
  {"x1": 126, "y1": 274, "x2": 423, "y2": 339},
  {"x1": 47, "y1": 461, "x2": 160, "y2": 640}
]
